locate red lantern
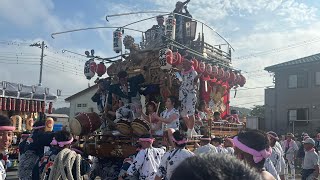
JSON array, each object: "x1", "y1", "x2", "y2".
[
  {"x1": 166, "y1": 49, "x2": 173, "y2": 65},
  {"x1": 48, "y1": 102, "x2": 53, "y2": 114},
  {"x1": 96, "y1": 62, "x2": 107, "y2": 77},
  {"x1": 211, "y1": 65, "x2": 218, "y2": 77},
  {"x1": 7, "y1": 98, "x2": 12, "y2": 111},
  {"x1": 37, "y1": 101, "x2": 41, "y2": 112},
  {"x1": 30, "y1": 101, "x2": 34, "y2": 112},
  {"x1": 34, "y1": 101, "x2": 38, "y2": 112},
  {"x1": 16, "y1": 99, "x2": 22, "y2": 112},
  {"x1": 2, "y1": 98, "x2": 6, "y2": 111},
  {"x1": 197, "y1": 62, "x2": 206, "y2": 73},
  {"x1": 172, "y1": 52, "x2": 182, "y2": 65},
  {"x1": 205, "y1": 64, "x2": 212, "y2": 76},
  {"x1": 235, "y1": 74, "x2": 241, "y2": 84},
  {"x1": 239, "y1": 75, "x2": 246, "y2": 87},
  {"x1": 11, "y1": 99, "x2": 16, "y2": 111},
  {"x1": 192, "y1": 58, "x2": 198, "y2": 70},
  {"x1": 223, "y1": 70, "x2": 230, "y2": 81},
  {"x1": 228, "y1": 72, "x2": 236, "y2": 84},
  {"x1": 25, "y1": 100, "x2": 29, "y2": 112},
  {"x1": 217, "y1": 68, "x2": 225, "y2": 79},
  {"x1": 21, "y1": 100, "x2": 25, "y2": 112},
  {"x1": 41, "y1": 101, "x2": 45, "y2": 113}
]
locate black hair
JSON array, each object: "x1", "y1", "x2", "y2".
[
  {"x1": 211, "y1": 137, "x2": 223, "y2": 144},
  {"x1": 173, "y1": 131, "x2": 187, "y2": 148},
  {"x1": 213, "y1": 112, "x2": 220, "y2": 116},
  {"x1": 54, "y1": 130, "x2": 73, "y2": 142},
  {"x1": 167, "y1": 96, "x2": 178, "y2": 109},
  {"x1": 0, "y1": 115, "x2": 12, "y2": 126},
  {"x1": 237, "y1": 129, "x2": 270, "y2": 169},
  {"x1": 231, "y1": 109, "x2": 238, "y2": 115},
  {"x1": 171, "y1": 154, "x2": 262, "y2": 180},
  {"x1": 117, "y1": 71, "x2": 128, "y2": 79}
]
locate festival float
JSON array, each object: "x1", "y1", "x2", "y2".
[
  {"x1": 52, "y1": 1, "x2": 247, "y2": 158},
  {"x1": 0, "y1": 81, "x2": 59, "y2": 161}
]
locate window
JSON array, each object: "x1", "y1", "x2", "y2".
[
  {"x1": 288, "y1": 108, "x2": 309, "y2": 121},
  {"x1": 82, "y1": 104, "x2": 87, "y2": 107},
  {"x1": 288, "y1": 75, "x2": 297, "y2": 88},
  {"x1": 315, "y1": 72, "x2": 320, "y2": 86},
  {"x1": 77, "y1": 104, "x2": 82, "y2": 107},
  {"x1": 288, "y1": 72, "x2": 307, "y2": 88}
]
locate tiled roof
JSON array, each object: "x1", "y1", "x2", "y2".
[{"x1": 265, "y1": 53, "x2": 320, "y2": 72}]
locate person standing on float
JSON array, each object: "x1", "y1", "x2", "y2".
[{"x1": 179, "y1": 55, "x2": 200, "y2": 138}]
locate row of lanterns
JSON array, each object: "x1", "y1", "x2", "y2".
[
  {"x1": 0, "y1": 98, "x2": 53, "y2": 113},
  {"x1": 84, "y1": 59, "x2": 107, "y2": 80},
  {"x1": 160, "y1": 48, "x2": 246, "y2": 87}
]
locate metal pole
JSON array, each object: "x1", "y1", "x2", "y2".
[{"x1": 39, "y1": 41, "x2": 45, "y2": 86}]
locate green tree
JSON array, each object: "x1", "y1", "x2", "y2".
[{"x1": 250, "y1": 105, "x2": 265, "y2": 118}]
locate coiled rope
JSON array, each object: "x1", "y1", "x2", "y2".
[{"x1": 43, "y1": 148, "x2": 82, "y2": 180}]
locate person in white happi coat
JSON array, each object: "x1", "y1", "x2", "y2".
[
  {"x1": 194, "y1": 136, "x2": 217, "y2": 155},
  {"x1": 301, "y1": 138, "x2": 319, "y2": 180},
  {"x1": 211, "y1": 137, "x2": 228, "y2": 154},
  {"x1": 178, "y1": 55, "x2": 201, "y2": 138},
  {"x1": 282, "y1": 133, "x2": 299, "y2": 179},
  {"x1": 155, "y1": 131, "x2": 194, "y2": 180},
  {"x1": 127, "y1": 134, "x2": 165, "y2": 180},
  {"x1": 267, "y1": 131, "x2": 286, "y2": 180},
  {"x1": 224, "y1": 138, "x2": 235, "y2": 155},
  {"x1": 152, "y1": 96, "x2": 180, "y2": 147},
  {"x1": 0, "y1": 115, "x2": 15, "y2": 180}
]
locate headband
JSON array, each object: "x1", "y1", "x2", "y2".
[
  {"x1": 33, "y1": 125, "x2": 45, "y2": 130},
  {"x1": 138, "y1": 138, "x2": 155, "y2": 143},
  {"x1": 200, "y1": 138, "x2": 211, "y2": 141},
  {"x1": 0, "y1": 126, "x2": 15, "y2": 131},
  {"x1": 233, "y1": 136, "x2": 272, "y2": 163},
  {"x1": 172, "y1": 137, "x2": 188, "y2": 145},
  {"x1": 50, "y1": 137, "x2": 74, "y2": 147},
  {"x1": 267, "y1": 133, "x2": 279, "y2": 141}
]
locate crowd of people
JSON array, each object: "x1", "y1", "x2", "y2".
[{"x1": 0, "y1": 111, "x2": 319, "y2": 179}]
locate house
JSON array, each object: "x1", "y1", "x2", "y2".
[
  {"x1": 45, "y1": 113, "x2": 69, "y2": 130},
  {"x1": 264, "y1": 53, "x2": 320, "y2": 135},
  {"x1": 65, "y1": 84, "x2": 99, "y2": 119}
]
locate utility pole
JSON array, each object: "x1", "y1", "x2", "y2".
[{"x1": 30, "y1": 41, "x2": 47, "y2": 86}]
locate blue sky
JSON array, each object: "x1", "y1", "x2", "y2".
[{"x1": 0, "y1": 0, "x2": 320, "y2": 108}]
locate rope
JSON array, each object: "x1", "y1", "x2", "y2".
[{"x1": 46, "y1": 148, "x2": 82, "y2": 180}]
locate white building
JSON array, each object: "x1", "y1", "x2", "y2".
[{"x1": 65, "y1": 84, "x2": 99, "y2": 119}]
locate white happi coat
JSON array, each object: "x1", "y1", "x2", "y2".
[
  {"x1": 264, "y1": 158, "x2": 281, "y2": 180},
  {"x1": 282, "y1": 140, "x2": 299, "y2": 160},
  {"x1": 157, "y1": 148, "x2": 194, "y2": 180},
  {"x1": 0, "y1": 161, "x2": 5, "y2": 180},
  {"x1": 127, "y1": 147, "x2": 165, "y2": 180},
  {"x1": 194, "y1": 144, "x2": 217, "y2": 155}
]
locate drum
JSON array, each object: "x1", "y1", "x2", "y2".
[
  {"x1": 131, "y1": 118, "x2": 150, "y2": 136},
  {"x1": 116, "y1": 119, "x2": 132, "y2": 136},
  {"x1": 70, "y1": 112, "x2": 102, "y2": 136}
]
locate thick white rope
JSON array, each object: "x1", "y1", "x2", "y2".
[{"x1": 47, "y1": 148, "x2": 83, "y2": 180}]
